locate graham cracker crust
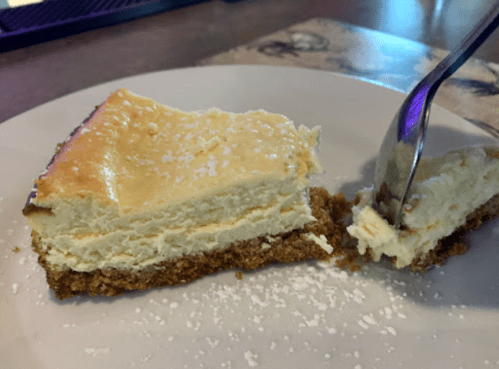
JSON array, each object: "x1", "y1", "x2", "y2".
[
  {"x1": 409, "y1": 192, "x2": 499, "y2": 271},
  {"x1": 29, "y1": 187, "x2": 499, "y2": 300},
  {"x1": 31, "y1": 187, "x2": 352, "y2": 300}
]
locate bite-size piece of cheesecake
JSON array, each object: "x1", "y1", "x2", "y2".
[
  {"x1": 23, "y1": 88, "x2": 349, "y2": 299},
  {"x1": 347, "y1": 146, "x2": 499, "y2": 269}
]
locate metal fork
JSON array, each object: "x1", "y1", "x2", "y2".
[{"x1": 373, "y1": 2, "x2": 499, "y2": 229}]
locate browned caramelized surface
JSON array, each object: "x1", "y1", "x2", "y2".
[{"x1": 32, "y1": 89, "x2": 320, "y2": 212}]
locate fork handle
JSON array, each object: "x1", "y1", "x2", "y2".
[
  {"x1": 398, "y1": 3, "x2": 499, "y2": 153},
  {"x1": 422, "y1": 2, "x2": 499, "y2": 96}
]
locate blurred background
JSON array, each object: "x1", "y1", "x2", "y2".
[{"x1": 1, "y1": 0, "x2": 499, "y2": 123}]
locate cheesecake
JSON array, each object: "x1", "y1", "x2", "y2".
[
  {"x1": 22, "y1": 89, "x2": 350, "y2": 299},
  {"x1": 347, "y1": 146, "x2": 499, "y2": 269}
]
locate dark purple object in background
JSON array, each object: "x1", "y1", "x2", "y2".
[{"x1": 0, "y1": 0, "x2": 209, "y2": 52}]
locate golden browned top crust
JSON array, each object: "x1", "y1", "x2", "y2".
[{"x1": 30, "y1": 89, "x2": 322, "y2": 211}]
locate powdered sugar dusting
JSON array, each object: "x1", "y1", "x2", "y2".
[
  {"x1": 244, "y1": 351, "x2": 259, "y2": 367},
  {"x1": 104, "y1": 262, "x2": 429, "y2": 367},
  {"x1": 84, "y1": 347, "x2": 110, "y2": 357}
]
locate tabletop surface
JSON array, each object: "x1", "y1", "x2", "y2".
[{"x1": 1, "y1": 0, "x2": 499, "y2": 133}]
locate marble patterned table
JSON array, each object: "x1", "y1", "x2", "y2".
[{"x1": 199, "y1": 18, "x2": 499, "y2": 137}]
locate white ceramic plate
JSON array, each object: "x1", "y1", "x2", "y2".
[{"x1": 1, "y1": 65, "x2": 498, "y2": 369}]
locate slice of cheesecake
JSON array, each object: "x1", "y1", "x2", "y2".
[
  {"x1": 347, "y1": 146, "x2": 499, "y2": 269},
  {"x1": 22, "y1": 88, "x2": 348, "y2": 299}
]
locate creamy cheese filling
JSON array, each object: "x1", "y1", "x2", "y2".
[
  {"x1": 38, "y1": 192, "x2": 313, "y2": 272},
  {"x1": 36, "y1": 177, "x2": 315, "y2": 272},
  {"x1": 347, "y1": 146, "x2": 499, "y2": 268},
  {"x1": 26, "y1": 89, "x2": 323, "y2": 272}
]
